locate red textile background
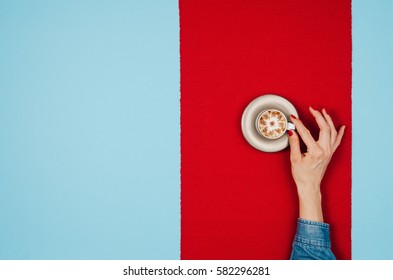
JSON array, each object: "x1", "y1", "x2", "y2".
[{"x1": 180, "y1": 0, "x2": 351, "y2": 259}]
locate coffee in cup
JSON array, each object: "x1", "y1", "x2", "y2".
[{"x1": 255, "y1": 109, "x2": 295, "y2": 139}]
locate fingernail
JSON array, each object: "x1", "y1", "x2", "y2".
[
  {"x1": 287, "y1": 130, "x2": 293, "y2": 136},
  {"x1": 290, "y1": 114, "x2": 297, "y2": 119},
  {"x1": 323, "y1": 108, "x2": 327, "y2": 113}
]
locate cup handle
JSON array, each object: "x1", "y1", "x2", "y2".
[{"x1": 287, "y1": 122, "x2": 296, "y2": 131}]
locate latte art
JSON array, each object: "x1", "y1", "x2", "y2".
[{"x1": 257, "y1": 109, "x2": 287, "y2": 139}]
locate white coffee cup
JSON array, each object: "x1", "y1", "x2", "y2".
[{"x1": 255, "y1": 109, "x2": 295, "y2": 139}]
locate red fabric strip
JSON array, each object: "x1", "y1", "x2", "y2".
[{"x1": 181, "y1": 0, "x2": 351, "y2": 259}]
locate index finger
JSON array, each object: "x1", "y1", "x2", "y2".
[{"x1": 290, "y1": 115, "x2": 318, "y2": 150}]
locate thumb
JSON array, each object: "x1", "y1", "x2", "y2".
[{"x1": 288, "y1": 130, "x2": 301, "y2": 162}]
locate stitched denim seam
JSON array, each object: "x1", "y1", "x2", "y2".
[
  {"x1": 298, "y1": 218, "x2": 330, "y2": 229},
  {"x1": 294, "y1": 236, "x2": 331, "y2": 248}
]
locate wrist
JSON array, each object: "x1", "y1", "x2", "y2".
[{"x1": 296, "y1": 183, "x2": 321, "y2": 199}]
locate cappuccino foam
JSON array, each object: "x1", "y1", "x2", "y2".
[{"x1": 257, "y1": 110, "x2": 287, "y2": 139}]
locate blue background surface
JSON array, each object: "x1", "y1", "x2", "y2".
[
  {"x1": 0, "y1": 0, "x2": 179, "y2": 259},
  {"x1": 352, "y1": 0, "x2": 393, "y2": 259},
  {"x1": 0, "y1": 0, "x2": 392, "y2": 259}
]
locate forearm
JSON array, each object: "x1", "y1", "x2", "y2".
[{"x1": 297, "y1": 184, "x2": 323, "y2": 222}]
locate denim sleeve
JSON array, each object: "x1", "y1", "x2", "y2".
[{"x1": 290, "y1": 218, "x2": 336, "y2": 260}]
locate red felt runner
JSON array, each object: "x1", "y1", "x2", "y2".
[{"x1": 180, "y1": 0, "x2": 351, "y2": 259}]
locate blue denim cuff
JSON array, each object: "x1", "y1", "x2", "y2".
[{"x1": 294, "y1": 218, "x2": 332, "y2": 248}]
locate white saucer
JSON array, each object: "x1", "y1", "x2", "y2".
[{"x1": 241, "y1": 94, "x2": 298, "y2": 152}]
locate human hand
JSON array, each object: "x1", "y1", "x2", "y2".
[{"x1": 288, "y1": 107, "x2": 345, "y2": 222}]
